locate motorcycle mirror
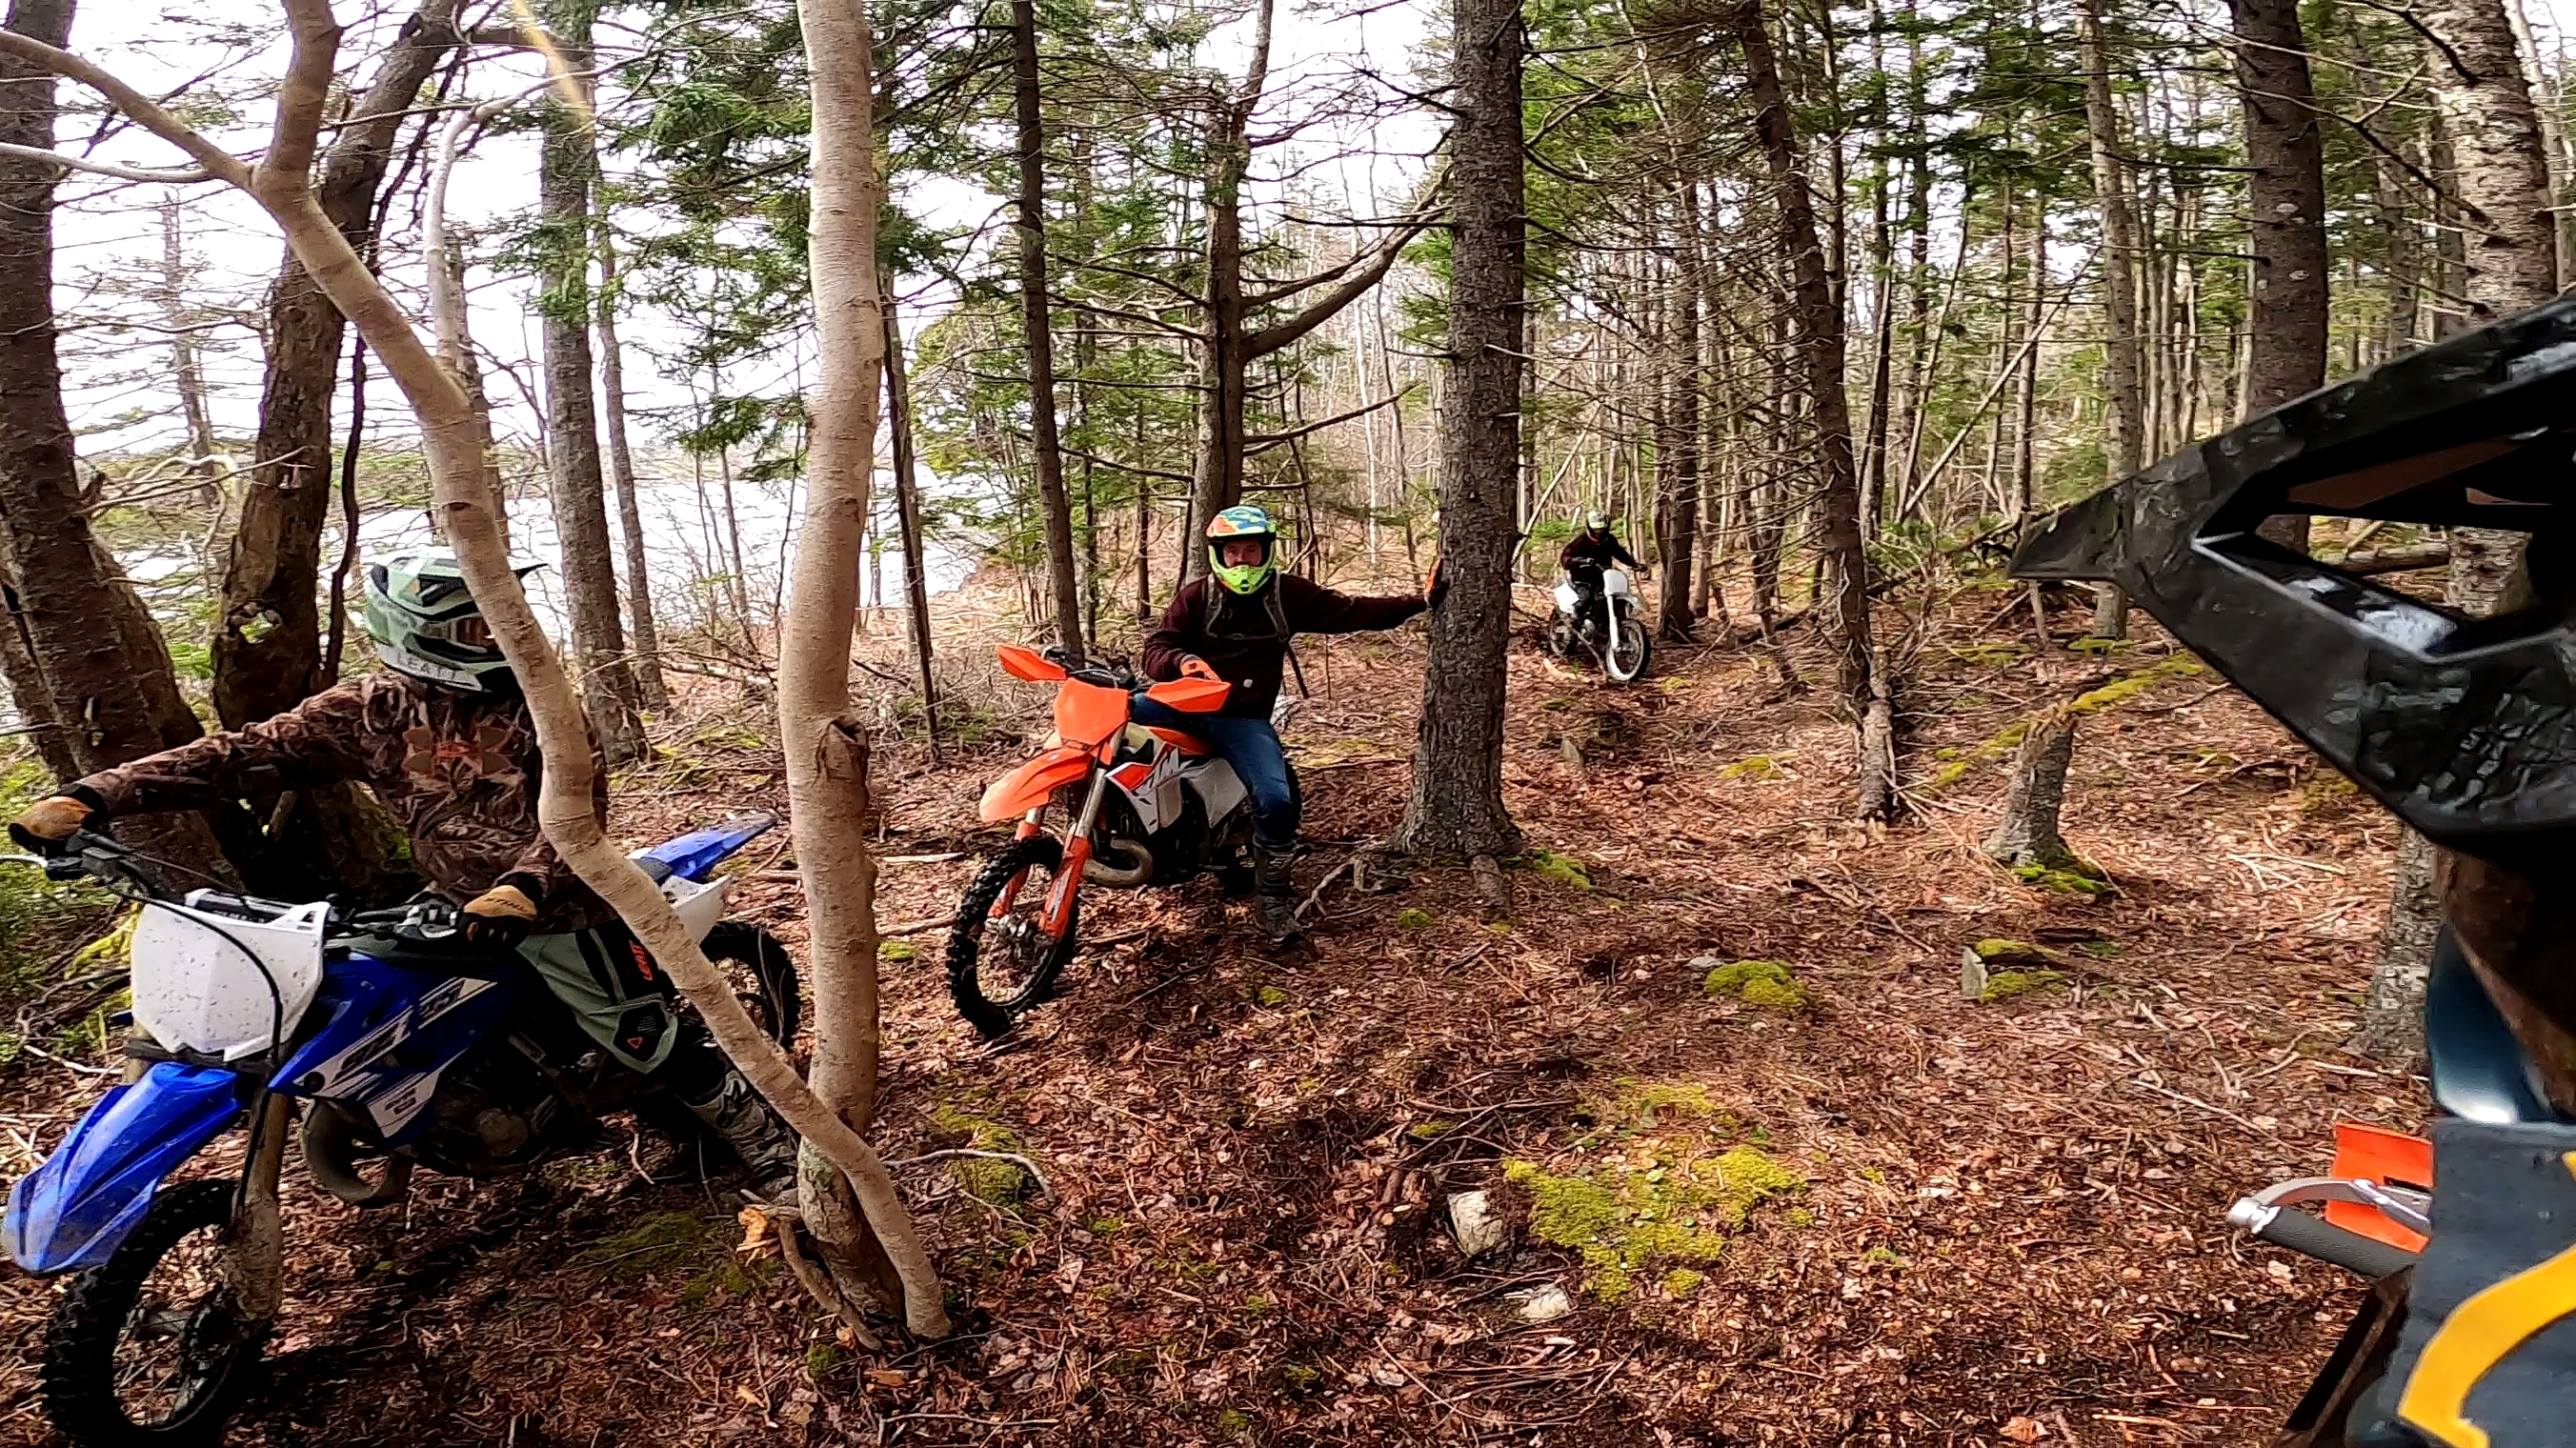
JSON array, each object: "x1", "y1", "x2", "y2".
[
  {"x1": 998, "y1": 644, "x2": 1069, "y2": 682},
  {"x1": 1143, "y1": 676, "x2": 1232, "y2": 713}
]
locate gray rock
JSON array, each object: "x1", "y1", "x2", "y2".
[
  {"x1": 1511, "y1": 1283, "x2": 1575, "y2": 1323},
  {"x1": 1447, "y1": 1190, "x2": 1509, "y2": 1257}
]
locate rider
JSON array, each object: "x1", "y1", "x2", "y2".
[
  {"x1": 1139, "y1": 504, "x2": 1435, "y2": 945},
  {"x1": 1558, "y1": 511, "x2": 1642, "y2": 636},
  {"x1": 6, "y1": 549, "x2": 800, "y2": 1200}
]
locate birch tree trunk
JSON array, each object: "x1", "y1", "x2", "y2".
[{"x1": 2366, "y1": 0, "x2": 2566, "y2": 1067}]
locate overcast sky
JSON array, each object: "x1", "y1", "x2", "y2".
[{"x1": 45, "y1": 0, "x2": 1439, "y2": 479}]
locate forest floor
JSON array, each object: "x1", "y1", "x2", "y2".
[{"x1": 0, "y1": 572, "x2": 2420, "y2": 1447}]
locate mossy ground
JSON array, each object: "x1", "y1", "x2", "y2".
[
  {"x1": 1528, "y1": 848, "x2": 1592, "y2": 889},
  {"x1": 1980, "y1": 969, "x2": 2065, "y2": 1003},
  {"x1": 1702, "y1": 958, "x2": 1806, "y2": 1010},
  {"x1": 1505, "y1": 1145, "x2": 1804, "y2": 1300},
  {"x1": 931, "y1": 1104, "x2": 1033, "y2": 1202}
]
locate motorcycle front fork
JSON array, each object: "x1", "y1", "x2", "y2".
[
  {"x1": 223, "y1": 1093, "x2": 292, "y2": 1321},
  {"x1": 992, "y1": 769, "x2": 1111, "y2": 940}
]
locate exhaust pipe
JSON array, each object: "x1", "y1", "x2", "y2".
[
  {"x1": 1083, "y1": 837, "x2": 1155, "y2": 887},
  {"x1": 299, "y1": 1103, "x2": 413, "y2": 1209}
]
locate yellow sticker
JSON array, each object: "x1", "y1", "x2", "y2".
[{"x1": 2399, "y1": 1151, "x2": 2576, "y2": 1448}]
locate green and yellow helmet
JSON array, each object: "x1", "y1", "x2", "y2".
[
  {"x1": 1206, "y1": 504, "x2": 1277, "y2": 595},
  {"x1": 362, "y1": 548, "x2": 539, "y2": 693}
]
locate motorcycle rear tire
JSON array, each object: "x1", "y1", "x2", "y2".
[
  {"x1": 946, "y1": 835, "x2": 1080, "y2": 1040},
  {"x1": 44, "y1": 1178, "x2": 267, "y2": 1448}
]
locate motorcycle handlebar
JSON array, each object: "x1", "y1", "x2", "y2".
[
  {"x1": 1042, "y1": 646, "x2": 1140, "y2": 692},
  {"x1": 2232, "y1": 1200, "x2": 2418, "y2": 1279}
]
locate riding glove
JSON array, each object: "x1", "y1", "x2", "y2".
[
  {"x1": 9, "y1": 794, "x2": 91, "y2": 851},
  {"x1": 461, "y1": 881, "x2": 540, "y2": 949}
]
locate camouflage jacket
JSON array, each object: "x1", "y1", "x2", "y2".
[{"x1": 70, "y1": 673, "x2": 614, "y2": 933}]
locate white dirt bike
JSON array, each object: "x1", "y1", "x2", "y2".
[{"x1": 1548, "y1": 562, "x2": 1652, "y2": 683}]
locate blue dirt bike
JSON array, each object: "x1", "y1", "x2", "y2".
[{"x1": 1, "y1": 818, "x2": 798, "y2": 1447}]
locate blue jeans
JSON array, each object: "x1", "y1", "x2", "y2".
[{"x1": 1129, "y1": 696, "x2": 1298, "y2": 850}]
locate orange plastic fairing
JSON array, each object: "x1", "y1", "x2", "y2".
[
  {"x1": 998, "y1": 644, "x2": 1067, "y2": 682},
  {"x1": 1144, "y1": 676, "x2": 1233, "y2": 714},
  {"x1": 1053, "y1": 678, "x2": 1134, "y2": 752},
  {"x1": 978, "y1": 744, "x2": 1092, "y2": 821},
  {"x1": 1146, "y1": 727, "x2": 1212, "y2": 756},
  {"x1": 2327, "y1": 1121, "x2": 2432, "y2": 1253}
]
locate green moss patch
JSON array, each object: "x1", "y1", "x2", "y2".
[
  {"x1": 2069, "y1": 654, "x2": 2204, "y2": 713},
  {"x1": 2008, "y1": 862, "x2": 2111, "y2": 895},
  {"x1": 1720, "y1": 752, "x2": 1797, "y2": 780},
  {"x1": 1396, "y1": 908, "x2": 1432, "y2": 930},
  {"x1": 1980, "y1": 969, "x2": 2065, "y2": 1003},
  {"x1": 1529, "y1": 849, "x2": 1592, "y2": 889},
  {"x1": 1505, "y1": 1146, "x2": 1804, "y2": 1300},
  {"x1": 1662, "y1": 1268, "x2": 1705, "y2": 1297},
  {"x1": 930, "y1": 1106, "x2": 1033, "y2": 1202},
  {"x1": 1702, "y1": 958, "x2": 1806, "y2": 1010}
]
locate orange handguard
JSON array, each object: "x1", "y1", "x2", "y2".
[
  {"x1": 1144, "y1": 676, "x2": 1233, "y2": 714},
  {"x1": 998, "y1": 644, "x2": 1066, "y2": 682}
]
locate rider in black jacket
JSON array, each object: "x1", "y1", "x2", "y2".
[{"x1": 1558, "y1": 512, "x2": 1643, "y2": 634}]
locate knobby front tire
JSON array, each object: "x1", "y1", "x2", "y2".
[
  {"x1": 946, "y1": 835, "x2": 1081, "y2": 1040},
  {"x1": 43, "y1": 1178, "x2": 268, "y2": 1448}
]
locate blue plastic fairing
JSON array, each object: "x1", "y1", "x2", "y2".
[
  {"x1": 634, "y1": 813, "x2": 777, "y2": 882},
  {"x1": 4, "y1": 1062, "x2": 243, "y2": 1275}
]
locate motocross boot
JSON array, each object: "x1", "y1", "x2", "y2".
[
  {"x1": 1253, "y1": 844, "x2": 1305, "y2": 945},
  {"x1": 683, "y1": 1070, "x2": 801, "y2": 1204}
]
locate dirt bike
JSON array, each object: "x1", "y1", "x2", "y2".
[
  {"x1": 2, "y1": 820, "x2": 797, "y2": 1448},
  {"x1": 945, "y1": 645, "x2": 1282, "y2": 1039},
  {"x1": 1547, "y1": 561, "x2": 1652, "y2": 683}
]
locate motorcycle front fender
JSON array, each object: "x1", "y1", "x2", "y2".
[
  {"x1": 4, "y1": 1061, "x2": 245, "y2": 1275},
  {"x1": 978, "y1": 744, "x2": 1095, "y2": 822}
]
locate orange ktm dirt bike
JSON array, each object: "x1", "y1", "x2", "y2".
[{"x1": 945, "y1": 645, "x2": 1285, "y2": 1039}]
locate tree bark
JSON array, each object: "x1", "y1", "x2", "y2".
[
  {"x1": 2362, "y1": 0, "x2": 2570, "y2": 1060},
  {"x1": 2422, "y1": 0, "x2": 2561, "y2": 317},
  {"x1": 2078, "y1": 0, "x2": 2141, "y2": 638},
  {"x1": 594, "y1": 217, "x2": 668, "y2": 712},
  {"x1": 1657, "y1": 177, "x2": 1699, "y2": 642},
  {"x1": 883, "y1": 287, "x2": 940, "y2": 762},
  {"x1": 1986, "y1": 705, "x2": 2079, "y2": 870},
  {"x1": 536, "y1": 0, "x2": 642, "y2": 763},
  {"x1": 2228, "y1": 0, "x2": 2328, "y2": 554},
  {"x1": 1011, "y1": 0, "x2": 1082, "y2": 659},
  {"x1": 1398, "y1": 0, "x2": 1520, "y2": 861},
  {"x1": 0, "y1": 0, "x2": 231, "y2": 879},
  {"x1": 215, "y1": 0, "x2": 462, "y2": 729},
  {"x1": 1730, "y1": 0, "x2": 1882, "y2": 814}
]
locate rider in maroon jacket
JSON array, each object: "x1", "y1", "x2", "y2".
[{"x1": 1140, "y1": 504, "x2": 1436, "y2": 943}]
